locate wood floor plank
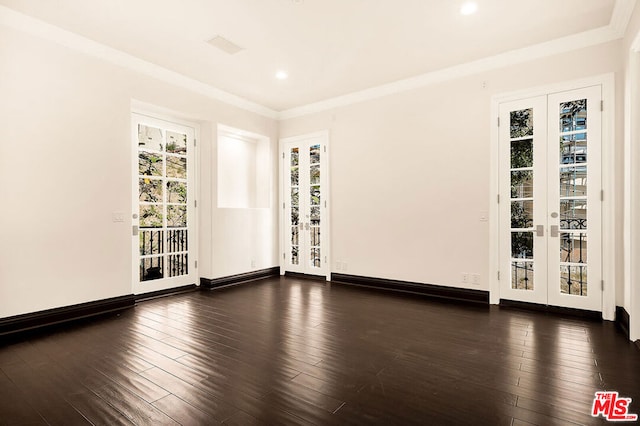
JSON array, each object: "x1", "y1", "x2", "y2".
[
  {"x1": 91, "y1": 357, "x2": 171, "y2": 403},
  {"x1": 139, "y1": 367, "x2": 240, "y2": 422},
  {"x1": 0, "y1": 277, "x2": 638, "y2": 425},
  {"x1": 1, "y1": 361, "x2": 91, "y2": 425},
  {"x1": 0, "y1": 373, "x2": 48, "y2": 426},
  {"x1": 152, "y1": 394, "x2": 220, "y2": 425},
  {"x1": 65, "y1": 390, "x2": 136, "y2": 426},
  {"x1": 91, "y1": 381, "x2": 180, "y2": 425}
]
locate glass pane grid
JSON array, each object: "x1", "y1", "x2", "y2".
[
  {"x1": 510, "y1": 109, "x2": 533, "y2": 138},
  {"x1": 509, "y1": 108, "x2": 536, "y2": 290},
  {"x1": 137, "y1": 124, "x2": 190, "y2": 282},
  {"x1": 511, "y1": 261, "x2": 533, "y2": 291},
  {"x1": 557, "y1": 99, "x2": 588, "y2": 297},
  {"x1": 560, "y1": 99, "x2": 587, "y2": 132},
  {"x1": 511, "y1": 232, "x2": 533, "y2": 259},
  {"x1": 140, "y1": 256, "x2": 164, "y2": 281},
  {"x1": 560, "y1": 264, "x2": 588, "y2": 296},
  {"x1": 310, "y1": 248, "x2": 321, "y2": 268}
]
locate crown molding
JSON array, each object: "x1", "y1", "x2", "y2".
[
  {"x1": 610, "y1": 0, "x2": 637, "y2": 37},
  {"x1": 279, "y1": 25, "x2": 621, "y2": 119},
  {"x1": 279, "y1": 0, "x2": 636, "y2": 119},
  {"x1": 0, "y1": 5, "x2": 278, "y2": 120},
  {"x1": 1, "y1": 1, "x2": 635, "y2": 122}
]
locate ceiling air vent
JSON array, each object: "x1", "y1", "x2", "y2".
[{"x1": 207, "y1": 35, "x2": 244, "y2": 55}]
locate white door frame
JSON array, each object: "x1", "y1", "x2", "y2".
[
  {"x1": 489, "y1": 73, "x2": 615, "y2": 321},
  {"x1": 131, "y1": 110, "x2": 200, "y2": 295},
  {"x1": 627, "y1": 35, "x2": 640, "y2": 341},
  {"x1": 279, "y1": 130, "x2": 331, "y2": 280}
]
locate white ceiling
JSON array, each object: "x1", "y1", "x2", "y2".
[{"x1": 0, "y1": 0, "x2": 629, "y2": 113}]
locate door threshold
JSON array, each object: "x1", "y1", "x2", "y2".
[
  {"x1": 499, "y1": 299, "x2": 602, "y2": 320},
  {"x1": 284, "y1": 271, "x2": 326, "y2": 281}
]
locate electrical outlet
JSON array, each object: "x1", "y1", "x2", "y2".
[
  {"x1": 461, "y1": 273, "x2": 469, "y2": 283},
  {"x1": 342, "y1": 262, "x2": 348, "y2": 272},
  {"x1": 472, "y1": 273, "x2": 481, "y2": 284}
]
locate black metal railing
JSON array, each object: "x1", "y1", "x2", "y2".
[
  {"x1": 511, "y1": 218, "x2": 587, "y2": 295},
  {"x1": 139, "y1": 229, "x2": 188, "y2": 280},
  {"x1": 512, "y1": 262, "x2": 533, "y2": 290},
  {"x1": 559, "y1": 218, "x2": 587, "y2": 295}
]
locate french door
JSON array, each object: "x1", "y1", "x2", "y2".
[
  {"x1": 498, "y1": 86, "x2": 602, "y2": 311},
  {"x1": 281, "y1": 132, "x2": 330, "y2": 278},
  {"x1": 132, "y1": 113, "x2": 197, "y2": 294}
]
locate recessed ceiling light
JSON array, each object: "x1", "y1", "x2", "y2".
[
  {"x1": 460, "y1": 2, "x2": 478, "y2": 15},
  {"x1": 275, "y1": 70, "x2": 288, "y2": 80}
]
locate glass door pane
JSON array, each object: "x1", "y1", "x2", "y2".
[
  {"x1": 282, "y1": 133, "x2": 329, "y2": 277},
  {"x1": 133, "y1": 114, "x2": 195, "y2": 294},
  {"x1": 499, "y1": 96, "x2": 547, "y2": 305},
  {"x1": 547, "y1": 87, "x2": 602, "y2": 311},
  {"x1": 499, "y1": 86, "x2": 602, "y2": 312}
]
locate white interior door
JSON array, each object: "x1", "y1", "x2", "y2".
[
  {"x1": 132, "y1": 113, "x2": 197, "y2": 294},
  {"x1": 281, "y1": 132, "x2": 330, "y2": 278},
  {"x1": 499, "y1": 86, "x2": 602, "y2": 312}
]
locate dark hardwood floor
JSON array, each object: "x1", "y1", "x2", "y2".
[{"x1": 1, "y1": 276, "x2": 639, "y2": 425}]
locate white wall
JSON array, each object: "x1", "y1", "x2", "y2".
[
  {"x1": 280, "y1": 41, "x2": 624, "y2": 295},
  {"x1": 0, "y1": 25, "x2": 279, "y2": 319},
  {"x1": 218, "y1": 135, "x2": 257, "y2": 208},
  {"x1": 0, "y1": 12, "x2": 633, "y2": 326}
]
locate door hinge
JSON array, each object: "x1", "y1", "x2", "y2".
[
  {"x1": 497, "y1": 117, "x2": 500, "y2": 127},
  {"x1": 283, "y1": 202, "x2": 285, "y2": 210},
  {"x1": 283, "y1": 253, "x2": 286, "y2": 260},
  {"x1": 497, "y1": 271, "x2": 500, "y2": 280},
  {"x1": 601, "y1": 100, "x2": 604, "y2": 112},
  {"x1": 601, "y1": 280, "x2": 604, "y2": 291},
  {"x1": 497, "y1": 194, "x2": 500, "y2": 204},
  {"x1": 282, "y1": 152, "x2": 285, "y2": 159},
  {"x1": 601, "y1": 190, "x2": 604, "y2": 201},
  {"x1": 324, "y1": 200, "x2": 327, "y2": 208},
  {"x1": 194, "y1": 200, "x2": 197, "y2": 208},
  {"x1": 194, "y1": 138, "x2": 197, "y2": 147},
  {"x1": 324, "y1": 256, "x2": 327, "y2": 264},
  {"x1": 195, "y1": 260, "x2": 198, "y2": 268},
  {"x1": 324, "y1": 145, "x2": 327, "y2": 153}
]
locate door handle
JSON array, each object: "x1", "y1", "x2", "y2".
[
  {"x1": 550, "y1": 225, "x2": 559, "y2": 237},
  {"x1": 536, "y1": 225, "x2": 544, "y2": 237}
]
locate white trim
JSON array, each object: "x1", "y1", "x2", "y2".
[
  {"x1": 628, "y1": 48, "x2": 640, "y2": 340},
  {"x1": 601, "y1": 73, "x2": 616, "y2": 322},
  {"x1": 610, "y1": 0, "x2": 637, "y2": 37},
  {"x1": 279, "y1": 131, "x2": 331, "y2": 280},
  {"x1": 489, "y1": 73, "x2": 616, "y2": 320},
  {"x1": 279, "y1": 26, "x2": 620, "y2": 119},
  {"x1": 1, "y1": 2, "x2": 635, "y2": 120},
  {"x1": 632, "y1": 30, "x2": 640, "y2": 53},
  {"x1": 0, "y1": 5, "x2": 278, "y2": 120},
  {"x1": 130, "y1": 111, "x2": 200, "y2": 295},
  {"x1": 489, "y1": 99, "x2": 500, "y2": 304},
  {"x1": 217, "y1": 124, "x2": 270, "y2": 144}
]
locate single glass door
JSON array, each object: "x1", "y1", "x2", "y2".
[{"x1": 132, "y1": 113, "x2": 197, "y2": 294}]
